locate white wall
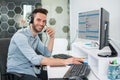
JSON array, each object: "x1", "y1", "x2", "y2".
[{"x1": 70, "y1": 0, "x2": 120, "y2": 46}]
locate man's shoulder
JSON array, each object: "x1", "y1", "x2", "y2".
[
  {"x1": 12, "y1": 29, "x2": 27, "y2": 39},
  {"x1": 15, "y1": 29, "x2": 25, "y2": 35},
  {"x1": 16, "y1": 27, "x2": 29, "y2": 35},
  {"x1": 12, "y1": 27, "x2": 31, "y2": 40}
]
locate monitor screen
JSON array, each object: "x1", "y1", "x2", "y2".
[
  {"x1": 78, "y1": 8, "x2": 117, "y2": 57},
  {"x1": 78, "y1": 10, "x2": 99, "y2": 41},
  {"x1": 78, "y1": 8, "x2": 109, "y2": 49},
  {"x1": 99, "y1": 8, "x2": 109, "y2": 50}
]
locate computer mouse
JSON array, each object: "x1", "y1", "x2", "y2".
[{"x1": 69, "y1": 76, "x2": 83, "y2": 80}]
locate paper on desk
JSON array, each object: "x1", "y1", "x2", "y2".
[{"x1": 47, "y1": 66, "x2": 70, "y2": 78}]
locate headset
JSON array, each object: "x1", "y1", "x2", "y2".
[
  {"x1": 29, "y1": 13, "x2": 48, "y2": 45},
  {"x1": 29, "y1": 14, "x2": 34, "y2": 24},
  {"x1": 28, "y1": 13, "x2": 47, "y2": 33}
]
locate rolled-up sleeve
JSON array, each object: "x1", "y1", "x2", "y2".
[{"x1": 13, "y1": 33, "x2": 43, "y2": 65}]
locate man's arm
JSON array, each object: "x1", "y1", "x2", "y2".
[
  {"x1": 40, "y1": 57, "x2": 83, "y2": 66},
  {"x1": 46, "y1": 27, "x2": 55, "y2": 52},
  {"x1": 47, "y1": 38, "x2": 54, "y2": 52}
]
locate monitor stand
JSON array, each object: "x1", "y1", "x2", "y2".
[{"x1": 98, "y1": 43, "x2": 118, "y2": 57}]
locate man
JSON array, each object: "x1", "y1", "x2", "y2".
[{"x1": 7, "y1": 8, "x2": 82, "y2": 80}]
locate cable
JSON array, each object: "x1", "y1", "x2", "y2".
[
  {"x1": 44, "y1": 32, "x2": 48, "y2": 46},
  {"x1": 70, "y1": 30, "x2": 78, "y2": 44},
  {"x1": 44, "y1": 25, "x2": 49, "y2": 46}
]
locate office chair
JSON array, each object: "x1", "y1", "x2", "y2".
[{"x1": 0, "y1": 38, "x2": 15, "y2": 80}]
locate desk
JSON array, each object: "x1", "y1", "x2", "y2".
[
  {"x1": 47, "y1": 41, "x2": 119, "y2": 80},
  {"x1": 47, "y1": 65, "x2": 98, "y2": 80},
  {"x1": 70, "y1": 41, "x2": 119, "y2": 80}
]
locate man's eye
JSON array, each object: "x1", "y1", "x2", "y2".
[
  {"x1": 43, "y1": 21, "x2": 46, "y2": 23},
  {"x1": 37, "y1": 19, "x2": 41, "y2": 22}
]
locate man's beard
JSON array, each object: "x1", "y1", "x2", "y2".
[{"x1": 32, "y1": 23, "x2": 43, "y2": 33}]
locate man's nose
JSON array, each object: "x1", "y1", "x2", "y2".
[{"x1": 39, "y1": 21, "x2": 45, "y2": 26}]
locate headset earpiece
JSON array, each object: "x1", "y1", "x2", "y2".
[
  {"x1": 30, "y1": 16, "x2": 34, "y2": 24},
  {"x1": 29, "y1": 14, "x2": 34, "y2": 24}
]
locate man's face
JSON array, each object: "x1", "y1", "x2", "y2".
[{"x1": 32, "y1": 13, "x2": 47, "y2": 33}]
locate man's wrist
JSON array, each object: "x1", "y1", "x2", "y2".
[
  {"x1": 60, "y1": 59, "x2": 67, "y2": 65},
  {"x1": 50, "y1": 37, "x2": 55, "y2": 40}
]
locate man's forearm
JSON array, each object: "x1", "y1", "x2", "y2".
[
  {"x1": 47, "y1": 37, "x2": 54, "y2": 52},
  {"x1": 40, "y1": 57, "x2": 66, "y2": 66}
]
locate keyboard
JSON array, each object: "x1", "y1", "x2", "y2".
[
  {"x1": 52, "y1": 54, "x2": 72, "y2": 59},
  {"x1": 64, "y1": 64, "x2": 90, "y2": 78}
]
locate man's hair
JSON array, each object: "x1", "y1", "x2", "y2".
[{"x1": 29, "y1": 8, "x2": 48, "y2": 24}]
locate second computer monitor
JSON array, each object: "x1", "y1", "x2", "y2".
[
  {"x1": 99, "y1": 8, "x2": 109, "y2": 50},
  {"x1": 78, "y1": 8, "x2": 109, "y2": 50}
]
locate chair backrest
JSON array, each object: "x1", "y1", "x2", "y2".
[
  {"x1": 0, "y1": 38, "x2": 11, "y2": 74},
  {"x1": 52, "y1": 38, "x2": 68, "y2": 55}
]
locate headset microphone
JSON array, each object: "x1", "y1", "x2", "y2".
[
  {"x1": 43, "y1": 25, "x2": 48, "y2": 32},
  {"x1": 44, "y1": 30, "x2": 46, "y2": 32}
]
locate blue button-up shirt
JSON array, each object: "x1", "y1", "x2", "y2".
[{"x1": 7, "y1": 26, "x2": 51, "y2": 77}]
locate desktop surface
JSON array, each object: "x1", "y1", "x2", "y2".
[
  {"x1": 71, "y1": 41, "x2": 120, "y2": 80},
  {"x1": 48, "y1": 64, "x2": 90, "y2": 80}
]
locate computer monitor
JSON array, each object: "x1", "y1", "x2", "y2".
[
  {"x1": 78, "y1": 8, "x2": 107, "y2": 48},
  {"x1": 99, "y1": 8, "x2": 109, "y2": 50},
  {"x1": 98, "y1": 8, "x2": 118, "y2": 57},
  {"x1": 78, "y1": 8, "x2": 117, "y2": 57}
]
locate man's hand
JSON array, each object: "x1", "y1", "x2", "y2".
[
  {"x1": 46, "y1": 27, "x2": 55, "y2": 39},
  {"x1": 64, "y1": 57, "x2": 84, "y2": 65}
]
